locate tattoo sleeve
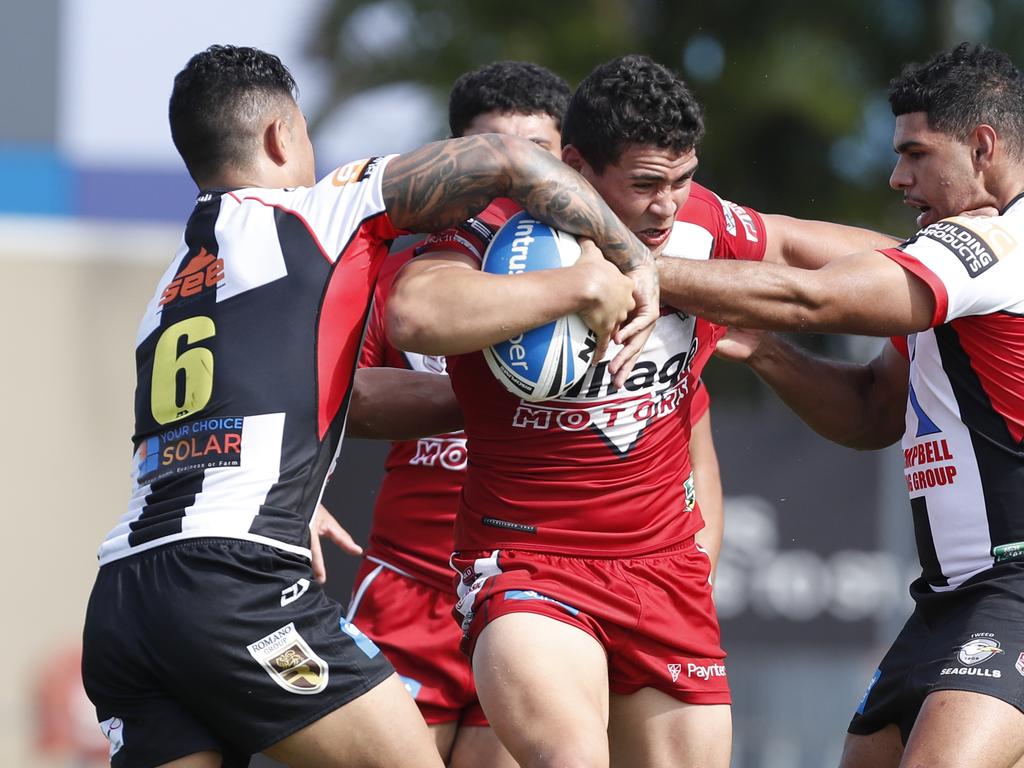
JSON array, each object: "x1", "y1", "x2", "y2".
[{"x1": 382, "y1": 134, "x2": 650, "y2": 272}]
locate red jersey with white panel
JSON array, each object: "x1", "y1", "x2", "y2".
[
  {"x1": 880, "y1": 195, "x2": 1024, "y2": 591},
  {"x1": 425, "y1": 184, "x2": 765, "y2": 557},
  {"x1": 98, "y1": 157, "x2": 405, "y2": 565}
]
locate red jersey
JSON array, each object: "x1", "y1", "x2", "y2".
[{"x1": 423, "y1": 185, "x2": 765, "y2": 557}]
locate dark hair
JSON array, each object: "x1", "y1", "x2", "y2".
[
  {"x1": 169, "y1": 45, "x2": 298, "y2": 183},
  {"x1": 889, "y1": 42, "x2": 1024, "y2": 157},
  {"x1": 562, "y1": 54, "x2": 704, "y2": 172},
  {"x1": 448, "y1": 61, "x2": 571, "y2": 137}
]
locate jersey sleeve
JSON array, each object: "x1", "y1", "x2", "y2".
[
  {"x1": 416, "y1": 199, "x2": 514, "y2": 265},
  {"x1": 667, "y1": 184, "x2": 768, "y2": 264},
  {"x1": 295, "y1": 155, "x2": 407, "y2": 263},
  {"x1": 881, "y1": 215, "x2": 1024, "y2": 326}
]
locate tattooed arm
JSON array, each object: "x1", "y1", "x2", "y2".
[{"x1": 382, "y1": 133, "x2": 658, "y2": 382}]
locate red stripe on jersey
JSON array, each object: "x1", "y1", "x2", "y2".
[
  {"x1": 227, "y1": 192, "x2": 333, "y2": 264},
  {"x1": 950, "y1": 313, "x2": 1024, "y2": 444},
  {"x1": 880, "y1": 247, "x2": 948, "y2": 326},
  {"x1": 317, "y1": 214, "x2": 398, "y2": 438}
]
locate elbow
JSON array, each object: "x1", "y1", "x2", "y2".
[{"x1": 385, "y1": 302, "x2": 432, "y2": 354}]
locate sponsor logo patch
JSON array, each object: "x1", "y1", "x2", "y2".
[
  {"x1": 916, "y1": 220, "x2": 997, "y2": 277},
  {"x1": 160, "y1": 247, "x2": 224, "y2": 306},
  {"x1": 247, "y1": 622, "x2": 328, "y2": 695},
  {"x1": 667, "y1": 663, "x2": 682, "y2": 682},
  {"x1": 136, "y1": 416, "x2": 244, "y2": 484},
  {"x1": 280, "y1": 578, "x2": 310, "y2": 607},
  {"x1": 331, "y1": 157, "x2": 379, "y2": 186},
  {"x1": 939, "y1": 633, "x2": 1005, "y2": 678},
  {"x1": 686, "y1": 662, "x2": 727, "y2": 680},
  {"x1": 993, "y1": 541, "x2": 1024, "y2": 564},
  {"x1": 1016, "y1": 652, "x2": 1024, "y2": 677}
]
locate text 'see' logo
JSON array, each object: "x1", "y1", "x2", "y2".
[{"x1": 160, "y1": 247, "x2": 224, "y2": 306}]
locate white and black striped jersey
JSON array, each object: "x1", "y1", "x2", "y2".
[
  {"x1": 97, "y1": 156, "x2": 404, "y2": 565},
  {"x1": 883, "y1": 193, "x2": 1024, "y2": 590}
]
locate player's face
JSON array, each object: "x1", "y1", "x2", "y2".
[
  {"x1": 285, "y1": 104, "x2": 317, "y2": 187},
  {"x1": 889, "y1": 111, "x2": 984, "y2": 229},
  {"x1": 463, "y1": 111, "x2": 563, "y2": 156},
  {"x1": 568, "y1": 144, "x2": 698, "y2": 256}
]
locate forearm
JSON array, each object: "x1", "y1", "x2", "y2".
[
  {"x1": 743, "y1": 334, "x2": 901, "y2": 449},
  {"x1": 347, "y1": 369, "x2": 463, "y2": 440},
  {"x1": 383, "y1": 135, "x2": 651, "y2": 274},
  {"x1": 387, "y1": 263, "x2": 601, "y2": 355},
  {"x1": 690, "y1": 414, "x2": 723, "y2": 574}
]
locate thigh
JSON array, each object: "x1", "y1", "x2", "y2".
[
  {"x1": 900, "y1": 690, "x2": 1024, "y2": 768},
  {"x1": 474, "y1": 613, "x2": 610, "y2": 768},
  {"x1": 448, "y1": 725, "x2": 519, "y2": 768},
  {"x1": 264, "y1": 672, "x2": 444, "y2": 768},
  {"x1": 609, "y1": 688, "x2": 730, "y2": 768}
]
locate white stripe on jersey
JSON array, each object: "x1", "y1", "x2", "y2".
[
  {"x1": 662, "y1": 220, "x2": 714, "y2": 261},
  {"x1": 905, "y1": 333, "x2": 992, "y2": 590},
  {"x1": 212, "y1": 199, "x2": 288, "y2": 303}
]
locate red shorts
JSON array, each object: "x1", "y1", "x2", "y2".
[
  {"x1": 451, "y1": 539, "x2": 729, "y2": 705},
  {"x1": 347, "y1": 558, "x2": 486, "y2": 726}
]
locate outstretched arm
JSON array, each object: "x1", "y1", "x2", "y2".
[
  {"x1": 659, "y1": 248, "x2": 936, "y2": 337},
  {"x1": 715, "y1": 329, "x2": 908, "y2": 450},
  {"x1": 382, "y1": 134, "x2": 658, "y2": 380}
]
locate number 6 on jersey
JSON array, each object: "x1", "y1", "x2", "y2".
[{"x1": 151, "y1": 316, "x2": 216, "y2": 424}]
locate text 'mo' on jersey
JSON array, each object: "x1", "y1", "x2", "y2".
[
  {"x1": 423, "y1": 185, "x2": 765, "y2": 557},
  {"x1": 882, "y1": 195, "x2": 1024, "y2": 590},
  {"x1": 97, "y1": 156, "x2": 405, "y2": 565}
]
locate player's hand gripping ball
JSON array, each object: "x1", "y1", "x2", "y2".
[{"x1": 481, "y1": 211, "x2": 597, "y2": 402}]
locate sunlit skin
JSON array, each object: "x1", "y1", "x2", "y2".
[
  {"x1": 285, "y1": 103, "x2": 317, "y2": 187},
  {"x1": 564, "y1": 144, "x2": 699, "y2": 256},
  {"x1": 462, "y1": 111, "x2": 563, "y2": 156},
  {"x1": 889, "y1": 111, "x2": 998, "y2": 228}
]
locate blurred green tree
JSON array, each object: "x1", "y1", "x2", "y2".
[{"x1": 308, "y1": 0, "x2": 1024, "y2": 388}]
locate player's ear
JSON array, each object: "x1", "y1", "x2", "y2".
[
  {"x1": 264, "y1": 117, "x2": 289, "y2": 167},
  {"x1": 970, "y1": 124, "x2": 998, "y2": 170},
  {"x1": 562, "y1": 144, "x2": 585, "y2": 172}
]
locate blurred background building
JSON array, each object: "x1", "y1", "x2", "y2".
[{"x1": 5, "y1": 1, "x2": 1021, "y2": 765}]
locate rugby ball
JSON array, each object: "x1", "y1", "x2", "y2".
[{"x1": 481, "y1": 211, "x2": 597, "y2": 402}]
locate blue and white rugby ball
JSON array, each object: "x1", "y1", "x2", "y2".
[{"x1": 481, "y1": 211, "x2": 597, "y2": 402}]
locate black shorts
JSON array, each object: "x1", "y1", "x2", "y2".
[
  {"x1": 82, "y1": 538, "x2": 394, "y2": 767},
  {"x1": 849, "y1": 561, "x2": 1024, "y2": 742}
]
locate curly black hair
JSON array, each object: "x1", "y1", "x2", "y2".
[
  {"x1": 889, "y1": 42, "x2": 1024, "y2": 157},
  {"x1": 448, "y1": 61, "x2": 571, "y2": 138},
  {"x1": 169, "y1": 45, "x2": 298, "y2": 183},
  {"x1": 562, "y1": 55, "x2": 704, "y2": 172}
]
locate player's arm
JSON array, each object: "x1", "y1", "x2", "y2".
[
  {"x1": 381, "y1": 134, "x2": 658, "y2": 379},
  {"x1": 659, "y1": 248, "x2": 936, "y2": 337},
  {"x1": 715, "y1": 329, "x2": 909, "y2": 449},
  {"x1": 386, "y1": 241, "x2": 633, "y2": 360},
  {"x1": 346, "y1": 368, "x2": 463, "y2": 440},
  {"x1": 690, "y1": 405, "x2": 724, "y2": 576},
  {"x1": 759, "y1": 215, "x2": 900, "y2": 268}
]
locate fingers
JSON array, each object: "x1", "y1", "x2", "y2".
[
  {"x1": 592, "y1": 333, "x2": 610, "y2": 366},
  {"x1": 310, "y1": 528, "x2": 327, "y2": 584},
  {"x1": 323, "y1": 520, "x2": 364, "y2": 556}
]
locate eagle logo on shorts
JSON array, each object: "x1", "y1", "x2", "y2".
[{"x1": 247, "y1": 622, "x2": 329, "y2": 695}]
